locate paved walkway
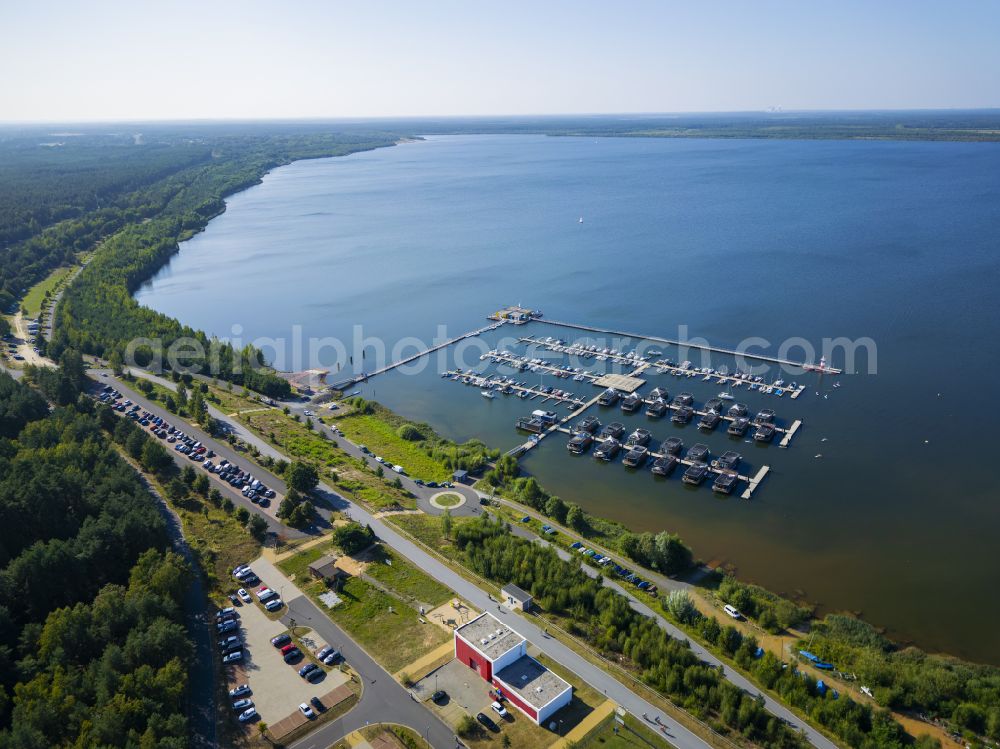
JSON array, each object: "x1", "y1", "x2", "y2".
[
  {"x1": 551, "y1": 699, "x2": 616, "y2": 749},
  {"x1": 392, "y1": 640, "x2": 455, "y2": 682}
]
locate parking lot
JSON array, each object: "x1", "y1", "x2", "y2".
[
  {"x1": 227, "y1": 601, "x2": 349, "y2": 725},
  {"x1": 413, "y1": 659, "x2": 495, "y2": 726}
]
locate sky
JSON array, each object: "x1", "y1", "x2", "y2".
[{"x1": 2, "y1": 0, "x2": 998, "y2": 122}]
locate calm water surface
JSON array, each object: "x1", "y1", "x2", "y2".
[{"x1": 135, "y1": 135, "x2": 1000, "y2": 664}]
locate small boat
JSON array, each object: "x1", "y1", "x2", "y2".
[
  {"x1": 578, "y1": 216, "x2": 584, "y2": 224},
  {"x1": 481, "y1": 390, "x2": 496, "y2": 399},
  {"x1": 718, "y1": 391, "x2": 734, "y2": 400}
]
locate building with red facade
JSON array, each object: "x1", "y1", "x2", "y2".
[{"x1": 454, "y1": 612, "x2": 573, "y2": 726}]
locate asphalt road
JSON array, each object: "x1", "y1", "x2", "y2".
[
  {"x1": 114, "y1": 368, "x2": 835, "y2": 749},
  {"x1": 131, "y1": 457, "x2": 217, "y2": 748},
  {"x1": 279, "y1": 587, "x2": 457, "y2": 749}
]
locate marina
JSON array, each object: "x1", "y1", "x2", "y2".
[{"x1": 434, "y1": 321, "x2": 804, "y2": 500}]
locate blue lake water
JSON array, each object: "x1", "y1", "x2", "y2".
[{"x1": 135, "y1": 134, "x2": 1000, "y2": 664}]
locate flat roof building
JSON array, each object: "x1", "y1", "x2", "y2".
[
  {"x1": 454, "y1": 613, "x2": 572, "y2": 725},
  {"x1": 501, "y1": 583, "x2": 533, "y2": 612}
]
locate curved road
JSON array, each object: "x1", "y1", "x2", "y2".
[{"x1": 110, "y1": 368, "x2": 836, "y2": 749}]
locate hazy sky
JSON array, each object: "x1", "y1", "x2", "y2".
[{"x1": 3, "y1": 0, "x2": 998, "y2": 122}]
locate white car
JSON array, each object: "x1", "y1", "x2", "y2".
[
  {"x1": 232, "y1": 698, "x2": 253, "y2": 711},
  {"x1": 391, "y1": 465, "x2": 404, "y2": 474},
  {"x1": 723, "y1": 604, "x2": 743, "y2": 620},
  {"x1": 298, "y1": 702, "x2": 316, "y2": 719},
  {"x1": 229, "y1": 684, "x2": 251, "y2": 698},
  {"x1": 375, "y1": 456, "x2": 385, "y2": 464},
  {"x1": 237, "y1": 589, "x2": 251, "y2": 603},
  {"x1": 264, "y1": 598, "x2": 284, "y2": 612},
  {"x1": 237, "y1": 708, "x2": 257, "y2": 723},
  {"x1": 491, "y1": 700, "x2": 508, "y2": 718}
]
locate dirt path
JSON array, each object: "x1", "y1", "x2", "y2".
[{"x1": 12, "y1": 311, "x2": 53, "y2": 367}]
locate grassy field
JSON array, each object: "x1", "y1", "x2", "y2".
[
  {"x1": 277, "y1": 539, "x2": 337, "y2": 581},
  {"x1": 326, "y1": 577, "x2": 449, "y2": 673},
  {"x1": 332, "y1": 412, "x2": 451, "y2": 482},
  {"x1": 367, "y1": 546, "x2": 454, "y2": 608},
  {"x1": 20, "y1": 264, "x2": 73, "y2": 317},
  {"x1": 575, "y1": 712, "x2": 673, "y2": 749},
  {"x1": 204, "y1": 385, "x2": 418, "y2": 511}
]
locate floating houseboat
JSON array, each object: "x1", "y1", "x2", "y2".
[
  {"x1": 687, "y1": 443, "x2": 710, "y2": 464},
  {"x1": 727, "y1": 417, "x2": 750, "y2": 437},
  {"x1": 712, "y1": 471, "x2": 738, "y2": 494},
  {"x1": 567, "y1": 433, "x2": 594, "y2": 454},
  {"x1": 649, "y1": 386, "x2": 669, "y2": 401},
  {"x1": 727, "y1": 403, "x2": 749, "y2": 418},
  {"x1": 593, "y1": 438, "x2": 621, "y2": 461},
  {"x1": 698, "y1": 411, "x2": 721, "y2": 431},
  {"x1": 576, "y1": 415, "x2": 601, "y2": 434},
  {"x1": 754, "y1": 409, "x2": 776, "y2": 425},
  {"x1": 532, "y1": 409, "x2": 559, "y2": 424},
  {"x1": 622, "y1": 445, "x2": 649, "y2": 468},
  {"x1": 621, "y1": 393, "x2": 643, "y2": 413},
  {"x1": 712, "y1": 451, "x2": 742, "y2": 471},
  {"x1": 598, "y1": 388, "x2": 621, "y2": 406},
  {"x1": 672, "y1": 392, "x2": 694, "y2": 407},
  {"x1": 625, "y1": 428, "x2": 651, "y2": 447},
  {"x1": 671, "y1": 406, "x2": 694, "y2": 424},
  {"x1": 515, "y1": 416, "x2": 546, "y2": 434},
  {"x1": 704, "y1": 397, "x2": 725, "y2": 414},
  {"x1": 682, "y1": 462, "x2": 709, "y2": 485},
  {"x1": 600, "y1": 422, "x2": 625, "y2": 439},
  {"x1": 754, "y1": 423, "x2": 776, "y2": 443},
  {"x1": 646, "y1": 399, "x2": 667, "y2": 418},
  {"x1": 651, "y1": 455, "x2": 679, "y2": 476},
  {"x1": 661, "y1": 436, "x2": 683, "y2": 454}
]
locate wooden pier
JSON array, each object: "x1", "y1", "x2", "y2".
[
  {"x1": 536, "y1": 319, "x2": 843, "y2": 374},
  {"x1": 443, "y1": 371, "x2": 587, "y2": 408},
  {"x1": 519, "y1": 335, "x2": 808, "y2": 399},
  {"x1": 779, "y1": 420, "x2": 802, "y2": 448},
  {"x1": 328, "y1": 320, "x2": 504, "y2": 390},
  {"x1": 741, "y1": 466, "x2": 770, "y2": 500}
]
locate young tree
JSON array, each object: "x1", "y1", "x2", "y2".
[
  {"x1": 441, "y1": 509, "x2": 453, "y2": 538},
  {"x1": 285, "y1": 461, "x2": 319, "y2": 493},
  {"x1": 566, "y1": 503, "x2": 588, "y2": 533},
  {"x1": 247, "y1": 514, "x2": 268, "y2": 542}
]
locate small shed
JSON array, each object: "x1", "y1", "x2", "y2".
[
  {"x1": 308, "y1": 555, "x2": 349, "y2": 584},
  {"x1": 501, "y1": 583, "x2": 533, "y2": 612},
  {"x1": 452, "y1": 469, "x2": 469, "y2": 484}
]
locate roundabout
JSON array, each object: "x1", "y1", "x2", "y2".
[{"x1": 428, "y1": 491, "x2": 466, "y2": 510}]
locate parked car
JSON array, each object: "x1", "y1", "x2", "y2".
[
  {"x1": 298, "y1": 702, "x2": 315, "y2": 719},
  {"x1": 281, "y1": 643, "x2": 297, "y2": 655},
  {"x1": 264, "y1": 597, "x2": 283, "y2": 612},
  {"x1": 283, "y1": 648, "x2": 302, "y2": 663},
  {"x1": 476, "y1": 713, "x2": 499, "y2": 732},
  {"x1": 431, "y1": 690, "x2": 447, "y2": 704},
  {"x1": 237, "y1": 589, "x2": 251, "y2": 603},
  {"x1": 222, "y1": 651, "x2": 243, "y2": 664},
  {"x1": 232, "y1": 698, "x2": 253, "y2": 711},
  {"x1": 491, "y1": 700, "x2": 508, "y2": 718},
  {"x1": 724, "y1": 604, "x2": 743, "y2": 620},
  {"x1": 298, "y1": 663, "x2": 319, "y2": 678},
  {"x1": 228, "y1": 593, "x2": 240, "y2": 606},
  {"x1": 237, "y1": 708, "x2": 257, "y2": 723},
  {"x1": 229, "y1": 684, "x2": 251, "y2": 698},
  {"x1": 316, "y1": 646, "x2": 333, "y2": 660},
  {"x1": 322, "y1": 650, "x2": 341, "y2": 665},
  {"x1": 310, "y1": 696, "x2": 326, "y2": 712}
]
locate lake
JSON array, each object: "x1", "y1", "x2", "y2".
[{"x1": 135, "y1": 134, "x2": 1000, "y2": 664}]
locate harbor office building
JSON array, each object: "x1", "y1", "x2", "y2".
[{"x1": 454, "y1": 613, "x2": 572, "y2": 726}]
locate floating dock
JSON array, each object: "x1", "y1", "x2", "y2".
[
  {"x1": 443, "y1": 371, "x2": 587, "y2": 408},
  {"x1": 328, "y1": 320, "x2": 504, "y2": 390},
  {"x1": 536, "y1": 319, "x2": 843, "y2": 374},
  {"x1": 741, "y1": 466, "x2": 770, "y2": 500},
  {"x1": 779, "y1": 420, "x2": 802, "y2": 448}
]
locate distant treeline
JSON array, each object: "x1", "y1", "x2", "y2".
[
  {"x1": 0, "y1": 370, "x2": 190, "y2": 746},
  {"x1": 0, "y1": 127, "x2": 400, "y2": 396}
]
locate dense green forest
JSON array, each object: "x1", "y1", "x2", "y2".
[
  {"x1": 0, "y1": 370, "x2": 190, "y2": 746},
  {"x1": 0, "y1": 126, "x2": 400, "y2": 396}
]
